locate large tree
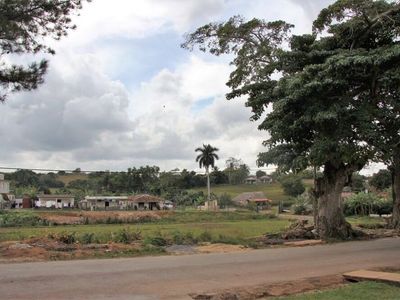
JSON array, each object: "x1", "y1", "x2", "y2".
[
  {"x1": 0, "y1": 0, "x2": 88, "y2": 101},
  {"x1": 195, "y1": 144, "x2": 219, "y2": 200},
  {"x1": 312, "y1": 0, "x2": 400, "y2": 228},
  {"x1": 182, "y1": 2, "x2": 399, "y2": 238}
]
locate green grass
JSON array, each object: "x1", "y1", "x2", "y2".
[
  {"x1": 190, "y1": 183, "x2": 288, "y2": 204},
  {"x1": 277, "y1": 282, "x2": 400, "y2": 300},
  {"x1": 347, "y1": 216, "x2": 386, "y2": 226},
  {"x1": 0, "y1": 218, "x2": 289, "y2": 244}
]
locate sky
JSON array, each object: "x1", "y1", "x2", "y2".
[{"x1": 0, "y1": 0, "x2": 384, "y2": 174}]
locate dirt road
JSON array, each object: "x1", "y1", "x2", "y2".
[{"x1": 1, "y1": 238, "x2": 399, "y2": 300}]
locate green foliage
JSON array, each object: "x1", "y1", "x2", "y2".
[
  {"x1": 0, "y1": 0, "x2": 88, "y2": 101},
  {"x1": 195, "y1": 144, "x2": 219, "y2": 170},
  {"x1": 256, "y1": 170, "x2": 267, "y2": 178},
  {"x1": 79, "y1": 232, "x2": 95, "y2": 244},
  {"x1": 279, "y1": 174, "x2": 305, "y2": 197},
  {"x1": 0, "y1": 211, "x2": 47, "y2": 227},
  {"x1": 292, "y1": 195, "x2": 313, "y2": 215},
  {"x1": 224, "y1": 158, "x2": 250, "y2": 185},
  {"x1": 48, "y1": 232, "x2": 77, "y2": 244},
  {"x1": 218, "y1": 193, "x2": 233, "y2": 208},
  {"x1": 198, "y1": 230, "x2": 213, "y2": 242},
  {"x1": 182, "y1": 1, "x2": 400, "y2": 238},
  {"x1": 370, "y1": 169, "x2": 392, "y2": 191},
  {"x1": 350, "y1": 173, "x2": 366, "y2": 192},
  {"x1": 112, "y1": 228, "x2": 142, "y2": 244},
  {"x1": 144, "y1": 232, "x2": 168, "y2": 247},
  {"x1": 278, "y1": 281, "x2": 400, "y2": 300},
  {"x1": 344, "y1": 193, "x2": 392, "y2": 216}
]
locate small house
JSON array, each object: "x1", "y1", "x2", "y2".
[
  {"x1": 245, "y1": 176, "x2": 257, "y2": 184},
  {"x1": 233, "y1": 192, "x2": 267, "y2": 206},
  {"x1": 36, "y1": 194, "x2": 75, "y2": 209},
  {"x1": 82, "y1": 196, "x2": 128, "y2": 210},
  {"x1": 0, "y1": 174, "x2": 10, "y2": 194},
  {"x1": 258, "y1": 175, "x2": 272, "y2": 184},
  {"x1": 82, "y1": 194, "x2": 164, "y2": 211}
]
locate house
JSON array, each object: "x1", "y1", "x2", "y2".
[
  {"x1": 0, "y1": 174, "x2": 10, "y2": 194},
  {"x1": 233, "y1": 192, "x2": 266, "y2": 206},
  {"x1": 245, "y1": 175, "x2": 272, "y2": 184},
  {"x1": 0, "y1": 174, "x2": 11, "y2": 209},
  {"x1": 82, "y1": 194, "x2": 164, "y2": 211},
  {"x1": 258, "y1": 175, "x2": 272, "y2": 184},
  {"x1": 36, "y1": 194, "x2": 75, "y2": 209},
  {"x1": 245, "y1": 176, "x2": 257, "y2": 184}
]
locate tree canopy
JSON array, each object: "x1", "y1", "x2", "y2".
[
  {"x1": 0, "y1": 0, "x2": 88, "y2": 101},
  {"x1": 183, "y1": 0, "x2": 400, "y2": 237}
]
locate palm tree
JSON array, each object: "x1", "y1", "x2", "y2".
[{"x1": 195, "y1": 144, "x2": 219, "y2": 200}]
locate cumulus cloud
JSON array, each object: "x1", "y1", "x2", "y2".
[{"x1": 0, "y1": 0, "x2": 384, "y2": 174}]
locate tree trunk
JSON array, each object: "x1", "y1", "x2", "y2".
[
  {"x1": 316, "y1": 163, "x2": 353, "y2": 240},
  {"x1": 391, "y1": 159, "x2": 400, "y2": 229},
  {"x1": 206, "y1": 166, "x2": 211, "y2": 201}
]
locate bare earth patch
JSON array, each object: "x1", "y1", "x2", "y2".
[
  {"x1": 190, "y1": 275, "x2": 346, "y2": 300},
  {"x1": 196, "y1": 243, "x2": 249, "y2": 254},
  {"x1": 0, "y1": 238, "x2": 142, "y2": 263}
]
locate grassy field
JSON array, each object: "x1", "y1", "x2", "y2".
[
  {"x1": 191, "y1": 182, "x2": 288, "y2": 203},
  {"x1": 277, "y1": 282, "x2": 400, "y2": 300},
  {"x1": 57, "y1": 173, "x2": 88, "y2": 185},
  {"x1": 0, "y1": 211, "x2": 289, "y2": 244}
]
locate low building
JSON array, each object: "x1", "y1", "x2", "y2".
[
  {"x1": 36, "y1": 194, "x2": 75, "y2": 209},
  {"x1": 245, "y1": 176, "x2": 257, "y2": 184},
  {"x1": 0, "y1": 174, "x2": 11, "y2": 209},
  {"x1": 0, "y1": 174, "x2": 10, "y2": 194},
  {"x1": 82, "y1": 194, "x2": 164, "y2": 211},
  {"x1": 233, "y1": 192, "x2": 267, "y2": 206},
  {"x1": 258, "y1": 175, "x2": 272, "y2": 184}
]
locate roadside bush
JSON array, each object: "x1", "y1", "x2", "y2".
[
  {"x1": 344, "y1": 193, "x2": 392, "y2": 216},
  {"x1": 79, "y1": 232, "x2": 96, "y2": 244},
  {"x1": 171, "y1": 231, "x2": 199, "y2": 245},
  {"x1": 48, "y1": 232, "x2": 76, "y2": 244},
  {"x1": 291, "y1": 195, "x2": 313, "y2": 215},
  {"x1": 198, "y1": 230, "x2": 213, "y2": 242},
  {"x1": 218, "y1": 193, "x2": 233, "y2": 209},
  {"x1": 112, "y1": 228, "x2": 142, "y2": 244},
  {"x1": 145, "y1": 235, "x2": 168, "y2": 247}
]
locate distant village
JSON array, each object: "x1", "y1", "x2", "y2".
[
  {"x1": 0, "y1": 173, "x2": 174, "y2": 211},
  {"x1": 0, "y1": 172, "x2": 274, "y2": 211}
]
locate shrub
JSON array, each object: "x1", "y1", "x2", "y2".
[
  {"x1": 198, "y1": 230, "x2": 213, "y2": 242},
  {"x1": 291, "y1": 195, "x2": 313, "y2": 215},
  {"x1": 344, "y1": 193, "x2": 392, "y2": 216},
  {"x1": 0, "y1": 212, "x2": 47, "y2": 227},
  {"x1": 145, "y1": 234, "x2": 168, "y2": 247},
  {"x1": 112, "y1": 228, "x2": 142, "y2": 244},
  {"x1": 79, "y1": 233, "x2": 96, "y2": 244},
  {"x1": 218, "y1": 193, "x2": 233, "y2": 208},
  {"x1": 49, "y1": 232, "x2": 76, "y2": 244},
  {"x1": 279, "y1": 174, "x2": 305, "y2": 197}
]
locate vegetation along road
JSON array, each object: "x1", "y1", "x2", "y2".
[{"x1": 1, "y1": 237, "x2": 399, "y2": 300}]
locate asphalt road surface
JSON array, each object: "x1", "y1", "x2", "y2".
[{"x1": 1, "y1": 237, "x2": 399, "y2": 300}]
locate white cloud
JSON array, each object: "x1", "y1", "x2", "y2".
[{"x1": 2, "y1": 0, "x2": 386, "y2": 175}]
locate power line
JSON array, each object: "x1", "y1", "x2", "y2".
[
  {"x1": 0, "y1": 166, "x2": 104, "y2": 174},
  {"x1": 0, "y1": 165, "x2": 277, "y2": 175}
]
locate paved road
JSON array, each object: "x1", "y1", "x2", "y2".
[{"x1": 1, "y1": 238, "x2": 399, "y2": 300}]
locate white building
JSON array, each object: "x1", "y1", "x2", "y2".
[
  {"x1": 0, "y1": 174, "x2": 10, "y2": 194},
  {"x1": 36, "y1": 194, "x2": 75, "y2": 209}
]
